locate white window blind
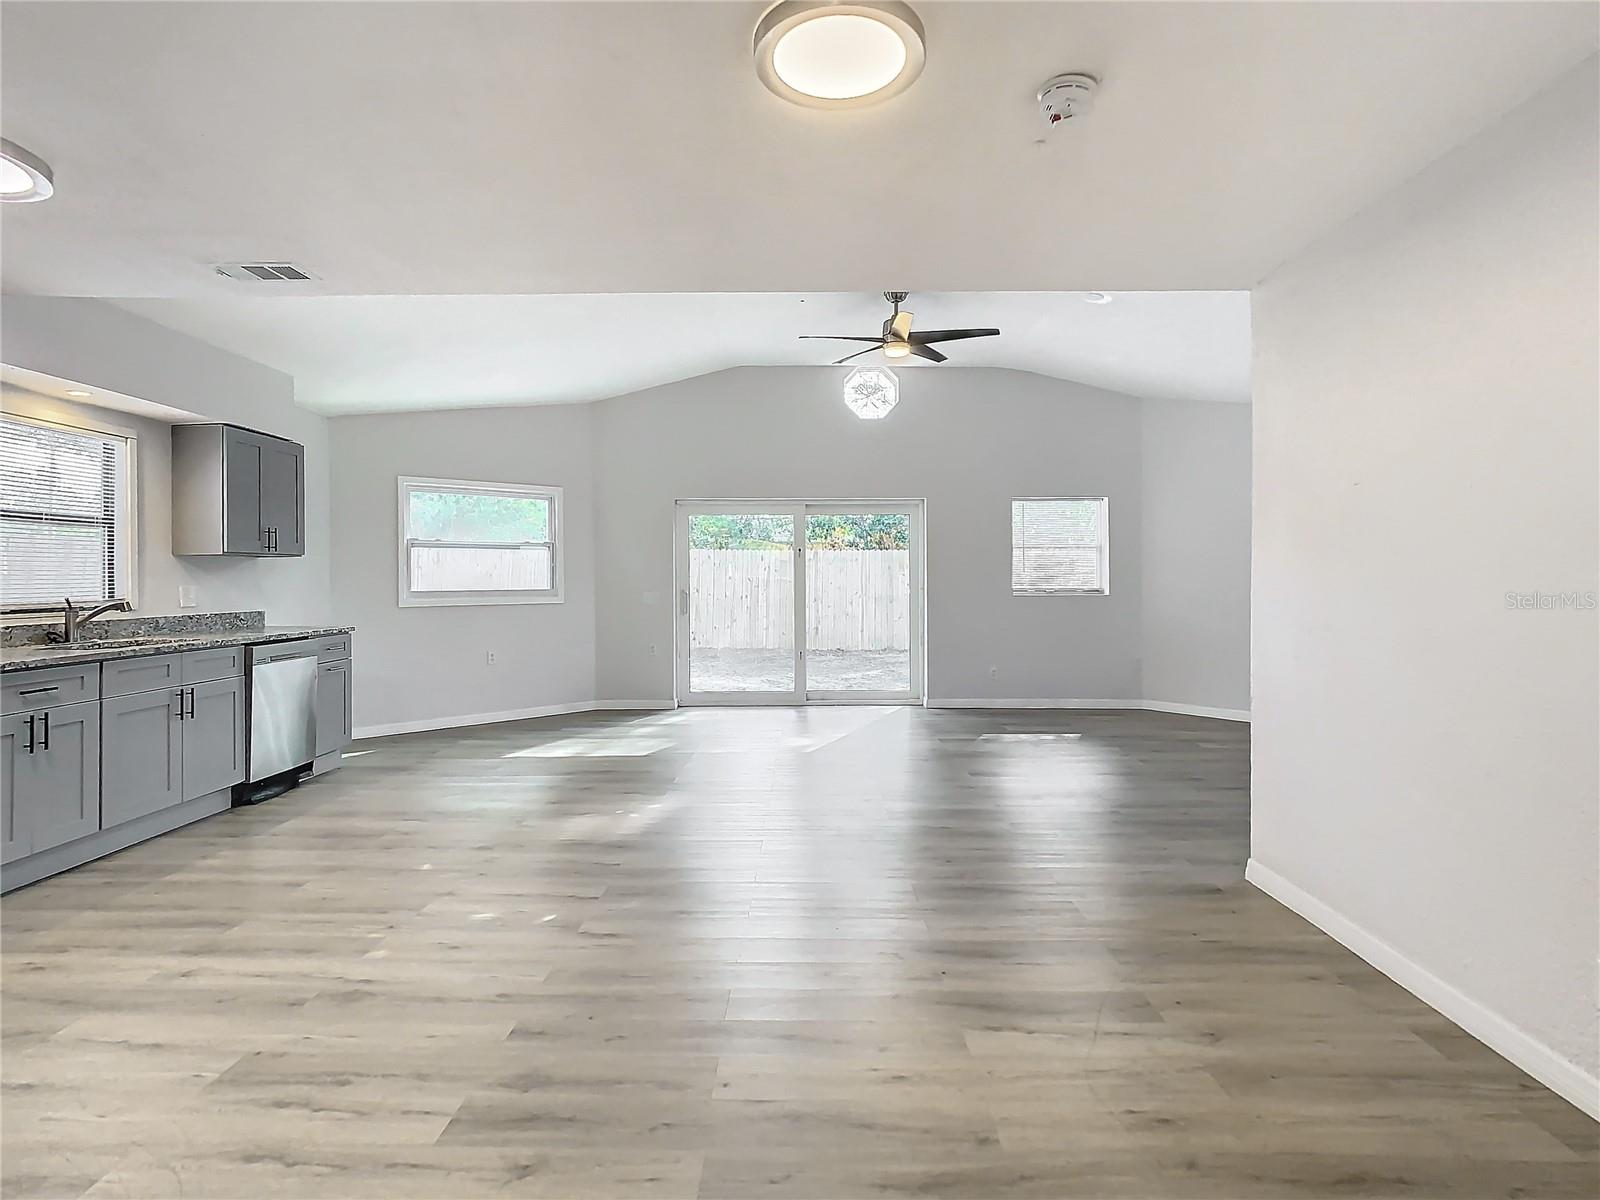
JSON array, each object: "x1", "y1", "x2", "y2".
[
  {"x1": 0, "y1": 415, "x2": 133, "y2": 608},
  {"x1": 398, "y1": 476, "x2": 562, "y2": 607},
  {"x1": 1011, "y1": 498, "x2": 1108, "y2": 595}
]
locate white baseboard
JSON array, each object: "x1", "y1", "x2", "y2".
[
  {"x1": 1246, "y1": 858, "x2": 1600, "y2": 1120},
  {"x1": 1143, "y1": 699, "x2": 1252, "y2": 722},
  {"x1": 353, "y1": 701, "x2": 599, "y2": 740},
  {"x1": 927, "y1": 698, "x2": 1144, "y2": 710},
  {"x1": 928, "y1": 698, "x2": 1251, "y2": 722},
  {"x1": 591, "y1": 700, "x2": 676, "y2": 711}
]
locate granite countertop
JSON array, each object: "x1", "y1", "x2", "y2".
[{"x1": 1, "y1": 625, "x2": 355, "y2": 673}]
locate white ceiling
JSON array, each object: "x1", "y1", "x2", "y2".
[
  {"x1": 2, "y1": 2, "x2": 1595, "y2": 298},
  {"x1": 110, "y1": 291, "x2": 1250, "y2": 413}
]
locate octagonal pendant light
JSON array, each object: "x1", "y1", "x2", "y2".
[
  {"x1": 0, "y1": 139, "x2": 54, "y2": 203},
  {"x1": 842, "y1": 365, "x2": 899, "y2": 419},
  {"x1": 754, "y1": 2, "x2": 926, "y2": 109}
]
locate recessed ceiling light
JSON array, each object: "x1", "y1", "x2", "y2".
[
  {"x1": 65, "y1": 389, "x2": 92, "y2": 398},
  {"x1": 1082, "y1": 292, "x2": 1113, "y2": 305},
  {"x1": 0, "y1": 138, "x2": 54, "y2": 203},
  {"x1": 755, "y1": 2, "x2": 925, "y2": 109}
]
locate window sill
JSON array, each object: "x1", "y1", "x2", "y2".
[{"x1": 399, "y1": 592, "x2": 564, "y2": 608}]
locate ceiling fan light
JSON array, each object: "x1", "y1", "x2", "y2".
[
  {"x1": 0, "y1": 138, "x2": 54, "y2": 203},
  {"x1": 754, "y1": 2, "x2": 925, "y2": 109},
  {"x1": 882, "y1": 340, "x2": 912, "y2": 358},
  {"x1": 842, "y1": 365, "x2": 899, "y2": 419}
]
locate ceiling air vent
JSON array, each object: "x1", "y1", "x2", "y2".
[{"x1": 214, "y1": 262, "x2": 314, "y2": 282}]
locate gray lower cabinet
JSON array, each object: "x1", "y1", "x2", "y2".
[
  {"x1": 315, "y1": 660, "x2": 352, "y2": 756},
  {"x1": 102, "y1": 673, "x2": 248, "y2": 829},
  {"x1": 2, "y1": 701, "x2": 101, "y2": 861},
  {"x1": 101, "y1": 687, "x2": 184, "y2": 828},
  {"x1": 2, "y1": 713, "x2": 28, "y2": 863},
  {"x1": 184, "y1": 676, "x2": 247, "y2": 799}
]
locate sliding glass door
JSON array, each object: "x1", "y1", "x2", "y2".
[{"x1": 675, "y1": 501, "x2": 922, "y2": 705}]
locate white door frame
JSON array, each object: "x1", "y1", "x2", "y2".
[{"x1": 674, "y1": 499, "x2": 925, "y2": 706}]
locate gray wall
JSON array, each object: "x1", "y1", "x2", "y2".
[
  {"x1": 329, "y1": 404, "x2": 597, "y2": 734},
  {"x1": 1251, "y1": 55, "x2": 1598, "y2": 1104},
  {"x1": 593, "y1": 367, "x2": 1146, "y2": 706},
  {"x1": 0, "y1": 298, "x2": 332, "y2": 623},
  {"x1": 326, "y1": 366, "x2": 1252, "y2": 733},
  {"x1": 1141, "y1": 399, "x2": 1252, "y2": 714}
]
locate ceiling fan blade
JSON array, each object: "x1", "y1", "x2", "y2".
[
  {"x1": 833, "y1": 346, "x2": 884, "y2": 365},
  {"x1": 799, "y1": 335, "x2": 884, "y2": 343},
  {"x1": 909, "y1": 328, "x2": 1000, "y2": 344},
  {"x1": 908, "y1": 343, "x2": 947, "y2": 363},
  {"x1": 890, "y1": 310, "x2": 914, "y2": 340}
]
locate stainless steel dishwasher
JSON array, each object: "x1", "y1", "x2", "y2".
[{"x1": 242, "y1": 640, "x2": 319, "y2": 801}]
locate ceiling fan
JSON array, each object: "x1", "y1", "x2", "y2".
[{"x1": 801, "y1": 292, "x2": 999, "y2": 364}]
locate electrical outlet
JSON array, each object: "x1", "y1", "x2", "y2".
[
  {"x1": 649, "y1": 643, "x2": 658, "y2": 657},
  {"x1": 486, "y1": 650, "x2": 498, "y2": 666},
  {"x1": 989, "y1": 666, "x2": 999, "y2": 678},
  {"x1": 177, "y1": 585, "x2": 197, "y2": 608}
]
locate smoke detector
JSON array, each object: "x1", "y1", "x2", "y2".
[
  {"x1": 214, "y1": 262, "x2": 315, "y2": 282},
  {"x1": 1037, "y1": 73, "x2": 1098, "y2": 128}
]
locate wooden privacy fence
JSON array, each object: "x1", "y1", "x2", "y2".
[{"x1": 689, "y1": 548, "x2": 910, "y2": 650}]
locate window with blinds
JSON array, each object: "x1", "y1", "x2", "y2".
[
  {"x1": 1011, "y1": 497, "x2": 1109, "y2": 595},
  {"x1": 0, "y1": 414, "x2": 134, "y2": 609}
]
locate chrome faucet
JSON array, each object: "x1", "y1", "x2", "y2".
[{"x1": 60, "y1": 597, "x2": 132, "y2": 643}]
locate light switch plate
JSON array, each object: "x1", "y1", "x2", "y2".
[{"x1": 178, "y1": 585, "x2": 197, "y2": 608}]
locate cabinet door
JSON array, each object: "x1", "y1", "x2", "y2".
[
  {"x1": 221, "y1": 428, "x2": 266, "y2": 554},
  {"x1": 259, "y1": 439, "x2": 304, "y2": 556},
  {"x1": 315, "y1": 660, "x2": 352, "y2": 756},
  {"x1": 183, "y1": 676, "x2": 246, "y2": 800},
  {"x1": 26, "y1": 701, "x2": 101, "y2": 854},
  {"x1": 1, "y1": 713, "x2": 29, "y2": 864},
  {"x1": 101, "y1": 687, "x2": 183, "y2": 828}
]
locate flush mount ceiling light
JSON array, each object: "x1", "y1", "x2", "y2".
[
  {"x1": 0, "y1": 138, "x2": 54, "y2": 203},
  {"x1": 1082, "y1": 292, "x2": 1113, "y2": 305},
  {"x1": 842, "y1": 365, "x2": 899, "y2": 419},
  {"x1": 755, "y1": 2, "x2": 925, "y2": 108}
]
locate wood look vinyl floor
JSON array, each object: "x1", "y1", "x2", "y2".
[{"x1": 3, "y1": 707, "x2": 1594, "y2": 1199}]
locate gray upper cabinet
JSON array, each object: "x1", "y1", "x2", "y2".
[
  {"x1": 257, "y1": 435, "x2": 305, "y2": 556},
  {"x1": 172, "y1": 423, "x2": 306, "y2": 557},
  {"x1": 4, "y1": 699, "x2": 101, "y2": 859},
  {"x1": 184, "y1": 675, "x2": 246, "y2": 799},
  {"x1": 101, "y1": 687, "x2": 183, "y2": 828}
]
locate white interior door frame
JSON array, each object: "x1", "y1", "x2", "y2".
[{"x1": 674, "y1": 499, "x2": 925, "y2": 707}]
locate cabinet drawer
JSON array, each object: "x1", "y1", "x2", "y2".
[
  {"x1": 2, "y1": 665, "x2": 100, "y2": 713},
  {"x1": 101, "y1": 653, "x2": 184, "y2": 698},
  {"x1": 182, "y1": 646, "x2": 245, "y2": 684},
  {"x1": 315, "y1": 634, "x2": 352, "y2": 663}
]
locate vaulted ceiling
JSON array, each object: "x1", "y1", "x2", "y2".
[{"x1": 108, "y1": 291, "x2": 1250, "y2": 413}]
